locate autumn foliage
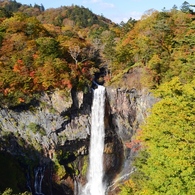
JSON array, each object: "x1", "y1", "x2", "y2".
[
  {"x1": 108, "y1": 5, "x2": 195, "y2": 88},
  {"x1": 118, "y1": 3, "x2": 195, "y2": 195},
  {"x1": 0, "y1": 1, "x2": 195, "y2": 194},
  {"x1": 0, "y1": 5, "x2": 106, "y2": 107}
]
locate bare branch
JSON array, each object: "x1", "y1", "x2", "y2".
[
  {"x1": 69, "y1": 44, "x2": 99, "y2": 64},
  {"x1": 80, "y1": 47, "x2": 96, "y2": 63},
  {"x1": 68, "y1": 45, "x2": 81, "y2": 64}
]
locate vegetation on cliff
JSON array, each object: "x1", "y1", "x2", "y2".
[
  {"x1": 118, "y1": 2, "x2": 195, "y2": 194},
  {"x1": 109, "y1": 3, "x2": 195, "y2": 88},
  {"x1": 0, "y1": 0, "x2": 195, "y2": 194},
  {"x1": 120, "y1": 78, "x2": 195, "y2": 194}
]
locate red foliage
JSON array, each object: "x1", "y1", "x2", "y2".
[
  {"x1": 125, "y1": 139, "x2": 142, "y2": 152},
  {"x1": 29, "y1": 71, "x2": 35, "y2": 78},
  {"x1": 81, "y1": 67, "x2": 88, "y2": 74}
]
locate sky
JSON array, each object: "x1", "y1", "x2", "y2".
[{"x1": 17, "y1": 0, "x2": 189, "y2": 23}]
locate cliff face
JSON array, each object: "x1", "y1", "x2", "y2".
[
  {"x1": 0, "y1": 89, "x2": 92, "y2": 194},
  {"x1": 105, "y1": 87, "x2": 157, "y2": 193},
  {"x1": 0, "y1": 89, "x2": 91, "y2": 152},
  {"x1": 0, "y1": 86, "x2": 157, "y2": 194}
]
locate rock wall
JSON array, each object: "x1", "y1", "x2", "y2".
[
  {"x1": 0, "y1": 87, "x2": 157, "y2": 194},
  {"x1": 0, "y1": 88, "x2": 92, "y2": 194},
  {"x1": 105, "y1": 87, "x2": 157, "y2": 193}
]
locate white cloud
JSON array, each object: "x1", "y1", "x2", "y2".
[
  {"x1": 129, "y1": 11, "x2": 143, "y2": 20},
  {"x1": 111, "y1": 11, "x2": 143, "y2": 24},
  {"x1": 83, "y1": 0, "x2": 115, "y2": 9}
]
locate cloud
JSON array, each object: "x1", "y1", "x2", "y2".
[
  {"x1": 84, "y1": 0, "x2": 115, "y2": 9},
  {"x1": 129, "y1": 11, "x2": 143, "y2": 20},
  {"x1": 111, "y1": 11, "x2": 143, "y2": 24}
]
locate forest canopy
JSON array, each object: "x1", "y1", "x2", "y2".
[
  {"x1": 0, "y1": 1, "x2": 193, "y2": 106},
  {"x1": 0, "y1": 2, "x2": 113, "y2": 107},
  {"x1": 0, "y1": 1, "x2": 194, "y2": 195}
]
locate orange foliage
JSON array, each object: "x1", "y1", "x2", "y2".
[
  {"x1": 62, "y1": 79, "x2": 72, "y2": 89},
  {"x1": 125, "y1": 129, "x2": 142, "y2": 152},
  {"x1": 33, "y1": 77, "x2": 38, "y2": 85},
  {"x1": 3, "y1": 88, "x2": 10, "y2": 96},
  {"x1": 18, "y1": 97, "x2": 25, "y2": 103},
  {"x1": 13, "y1": 64, "x2": 22, "y2": 72},
  {"x1": 125, "y1": 139, "x2": 142, "y2": 152},
  {"x1": 13, "y1": 60, "x2": 29, "y2": 76},
  {"x1": 33, "y1": 54, "x2": 39, "y2": 59}
]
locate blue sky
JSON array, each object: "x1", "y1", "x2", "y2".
[{"x1": 17, "y1": 0, "x2": 189, "y2": 23}]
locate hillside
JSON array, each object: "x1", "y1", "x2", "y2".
[
  {"x1": 0, "y1": 1, "x2": 114, "y2": 28},
  {"x1": 0, "y1": 1, "x2": 195, "y2": 195},
  {"x1": 0, "y1": 1, "x2": 119, "y2": 107}
]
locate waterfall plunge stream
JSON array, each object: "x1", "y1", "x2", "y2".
[
  {"x1": 82, "y1": 85, "x2": 106, "y2": 195},
  {"x1": 34, "y1": 166, "x2": 45, "y2": 195}
]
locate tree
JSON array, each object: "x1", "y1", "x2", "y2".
[
  {"x1": 171, "y1": 5, "x2": 178, "y2": 11},
  {"x1": 0, "y1": 7, "x2": 13, "y2": 18},
  {"x1": 126, "y1": 77, "x2": 195, "y2": 195},
  {"x1": 36, "y1": 37, "x2": 60, "y2": 58},
  {"x1": 68, "y1": 45, "x2": 81, "y2": 65},
  {"x1": 68, "y1": 45, "x2": 97, "y2": 66},
  {"x1": 40, "y1": 4, "x2": 45, "y2": 12},
  {"x1": 120, "y1": 17, "x2": 137, "y2": 35},
  {"x1": 180, "y1": 1, "x2": 194, "y2": 13}
]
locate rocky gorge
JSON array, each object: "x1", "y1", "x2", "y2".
[{"x1": 0, "y1": 82, "x2": 157, "y2": 195}]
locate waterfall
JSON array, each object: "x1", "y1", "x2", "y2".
[
  {"x1": 34, "y1": 166, "x2": 45, "y2": 195},
  {"x1": 82, "y1": 85, "x2": 106, "y2": 195}
]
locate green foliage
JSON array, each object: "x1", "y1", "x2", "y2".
[
  {"x1": 124, "y1": 77, "x2": 195, "y2": 194},
  {"x1": 180, "y1": 1, "x2": 194, "y2": 13},
  {"x1": 36, "y1": 37, "x2": 60, "y2": 58},
  {"x1": 119, "y1": 180, "x2": 134, "y2": 195},
  {"x1": 112, "y1": 9, "x2": 195, "y2": 87},
  {"x1": 1, "y1": 188, "x2": 13, "y2": 195},
  {"x1": 1, "y1": 188, "x2": 31, "y2": 195},
  {"x1": 53, "y1": 152, "x2": 66, "y2": 180},
  {"x1": 25, "y1": 16, "x2": 47, "y2": 38},
  {"x1": 27, "y1": 122, "x2": 46, "y2": 136},
  {"x1": 3, "y1": 0, "x2": 22, "y2": 12},
  {"x1": 120, "y1": 17, "x2": 137, "y2": 35},
  {"x1": 81, "y1": 156, "x2": 88, "y2": 176},
  {"x1": 0, "y1": 8, "x2": 13, "y2": 18},
  {"x1": 65, "y1": 5, "x2": 109, "y2": 28}
]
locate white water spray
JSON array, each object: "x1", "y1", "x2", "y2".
[
  {"x1": 82, "y1": 85, "x2": 106, "y2": 195},
  {"x1": 34, "y1": 166, "x2": 45, "y2": 195}
]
